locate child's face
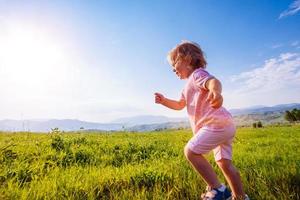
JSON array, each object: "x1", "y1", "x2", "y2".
[{"x1": 172, "y1": 58, "x2": 193, "y2": 79}]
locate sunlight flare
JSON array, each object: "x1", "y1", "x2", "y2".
[{"x1": 0, "y1": 23, "x2": 71, "y2": 95}]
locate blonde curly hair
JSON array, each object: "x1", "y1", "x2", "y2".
[{"x1": 167, "y1": 41, "x2": 207, "y2": 69}]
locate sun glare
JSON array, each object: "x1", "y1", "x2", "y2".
[{"x1": 0, "y1": 23, "x2": 70, "y2": 97}]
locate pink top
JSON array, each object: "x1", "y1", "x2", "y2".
[{"x1": 181, "y1": 68, "x2": 234, "y2": 134}]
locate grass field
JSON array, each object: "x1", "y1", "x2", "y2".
[{"x1": 0, "y1": 125, "x2": 299, "y2": 200}]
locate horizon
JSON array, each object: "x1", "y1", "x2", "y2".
[
  {"x1": 1, "y1": 102, "x2": 299, "y2": 124},
  {"x1": 0, "y1": 1, "x2": 300, "y2": 123}
]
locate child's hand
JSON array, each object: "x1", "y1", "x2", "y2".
[
  {"x1": 154, "y1": 93, "x2": 165, "y2": 104},
  {"x1": 206, "y1": 90, "x2": 223, "y2": 108}
]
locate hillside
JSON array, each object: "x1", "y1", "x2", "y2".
[
  {"x1": 0, "y1": 103, "x2": 299, "y2": 132},
  {"x1": 233, "y1": 112, "x2": 286, "y2": 126}
]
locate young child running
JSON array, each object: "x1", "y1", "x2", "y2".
[{"x1": 154, "y1": 41, "x2": 249, "y2": 200}]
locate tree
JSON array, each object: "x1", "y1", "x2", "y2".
[
  {"x1": 296, "y1": 110, "x2": 300, "y2": 121},
  {"x1": 291, "y1": 108, "x2": 300, "y2": 121},
  {"x1": 284, "y1": 110, "x2": 297, "y2": 122},
  {"x1": 252, "y1": 122, "x2": 257, "y2": 128},
  {"x1": 257, "y1": 121, "x2": 263, "y2": 128}
]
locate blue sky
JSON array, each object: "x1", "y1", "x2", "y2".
[{"x1": 0, "y1": 0, "x2": 299, "y2": 122}]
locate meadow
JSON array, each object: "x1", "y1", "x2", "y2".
[{"x1": 0, "y1": 125, "x2": 299, "y2": 200}]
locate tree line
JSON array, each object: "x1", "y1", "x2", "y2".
[
  {"x1": 252, "y1": 121, "x2": 263, "y2": 128},
  {"x1": 284, "y1": 108, "x2": 300, "y2": 122}
]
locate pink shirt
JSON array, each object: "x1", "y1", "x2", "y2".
[{"x1": 181, "y1": 68, "x2": 234, "y2": 134}]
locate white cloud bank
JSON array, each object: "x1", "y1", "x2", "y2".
[
  {"x1": 279, "y1": 0, "x2": 300, "y2": 19},
  {"x1": 224, "y1": 52, "x2": 300, "y2": 108}
]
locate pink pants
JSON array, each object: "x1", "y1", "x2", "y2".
[{"x1": 187, "y1": 124, "x2": 236, "y2": 161}]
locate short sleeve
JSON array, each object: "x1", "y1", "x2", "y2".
[{"x1": 193, "y1": 69, "x2": 214, "y2": 90}]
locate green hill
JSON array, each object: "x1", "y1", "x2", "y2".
[{"x1": 233, "y1": 111, "x2": 287, "y2": 126}]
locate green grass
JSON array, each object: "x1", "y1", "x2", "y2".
[{"x1": 0, "y1": 126, "x2": 299, "y2": 200}]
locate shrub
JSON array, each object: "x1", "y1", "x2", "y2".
[
  {"x1": 50, "y1": 127, "x2": 61, "y2": 134},
  {"x1": 284, "y1": 109, "x2": 299, "y2": 122},
  {"x1": 61, "y1": 151, "x2": 75, "y2": 167},
  {"x1": 44, "y1": 154, "x2": 59, "y2": 170},
  {"x1": 72, "y1": 137, "x2": 87, "y2": 145},
  {"x1": 257, "y1": 121, "x2": 263, "y2": 128},
  {"x1": 51, "y1": 135, "x2": 65, "y2": 151},
  {"x1": 2, "y1": 149, "x2": 17, "y2": 162},
  {"x1": 111, "y1": 153, "x2": 125, "y2": 167},
  {"x1": 75, "y1": 149, "x2": 93, "y2": 165}
]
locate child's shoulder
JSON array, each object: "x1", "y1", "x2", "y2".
[{"x1": 193, "y1": 68, "x2": 210, "y2": 79}]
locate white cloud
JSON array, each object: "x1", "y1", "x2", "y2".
[
  {"x1": 225, "y1": 52, "x2": 300, "y2": 108},
  {"x1": 279, "y1": 0, "x2": 300, "y2": 19},
  {"x1": 231, "y1": 52, "x2": 300, "y2": 91}
]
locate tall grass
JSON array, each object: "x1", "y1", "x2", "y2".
[{"x1": 0, "y1": 126, "x2": 299, "y2": 200}]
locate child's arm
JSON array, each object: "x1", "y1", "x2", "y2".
[
  {"x1": 154, "y1": 93, "x2": 186, "y2": 110},
  {"x1": 205, "y1": 78, "x2": 223, "y2": 108}
]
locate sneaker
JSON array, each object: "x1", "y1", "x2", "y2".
[{"x1": 201, "y1": 185, "x2": 232, "y2": 200}]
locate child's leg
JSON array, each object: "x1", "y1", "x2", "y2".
[
  {"x1": 216, "y1": 158, "x2": 245, "y2": 198},
  {"x1": 184, "y1": 146, "x2": 221, "y2": 188}
]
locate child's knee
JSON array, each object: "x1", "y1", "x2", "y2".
[
  {"x1": 184, "y1": 145, "x2": 196, "y2": 160},
  {"x1": 184, "y1": 145, "x2": 201, "y2": 160},
  {"x1": 183, "y1": 145, "x2": 190, "y2": 158}
]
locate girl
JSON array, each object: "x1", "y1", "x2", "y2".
[{"x1": 154, "y1": 41, "x2": 249, "y2": 200}]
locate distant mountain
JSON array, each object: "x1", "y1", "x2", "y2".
[
  {"x1": 229, "y1": 103, "x2": 300, "y2": 116},
  {"x1": 0, "y1": 119, "x2": 123, "y2": 132},
  {"x1": 230, "y1": 103, "x2": 300, "y2": 126},
  {"x1": 111, "y1": 115, "x2": 187, "y2": 126},
  {"x1": 233, "y1": 112, "x2": 286, "y2": 127},
  {"x1": 0, "y1": 103, "x2": 299, "y2": 132},
  {"x1": 125, "y1": 103, "x2": 300, "y2": 131},
  {"x1": 125, "y1": 121, "x2": 190, "y2": 132}
]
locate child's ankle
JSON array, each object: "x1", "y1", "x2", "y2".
[{"x1": 216, "y1": 184, "x2": 226, "y2": 192}]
